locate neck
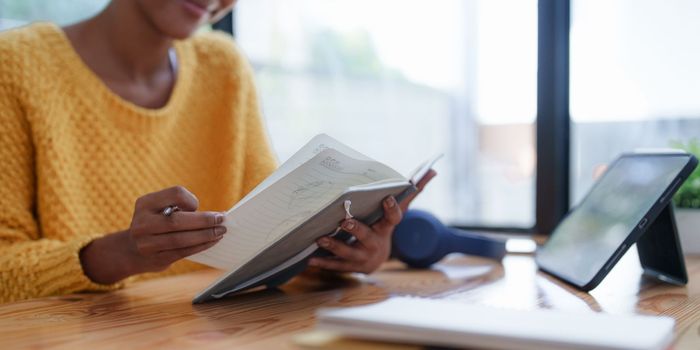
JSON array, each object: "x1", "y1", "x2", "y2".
[{"x1": 88, "y1": 2, "x2": 173, "y2": 80}]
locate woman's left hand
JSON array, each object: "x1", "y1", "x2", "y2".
[{"x1": 308, "y1": 169, "x2": 437, "y2": 274}]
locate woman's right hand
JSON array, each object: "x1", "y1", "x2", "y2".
[{"x1": 80, "y1": 186, "x2": 227, "y2": 284}]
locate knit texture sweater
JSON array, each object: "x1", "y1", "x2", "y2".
[{"x1": 0, "y1": 23, "x2": 277, "y2": 303}]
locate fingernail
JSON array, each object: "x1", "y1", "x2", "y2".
[
  {"x1": 215, "y1": 213, "x2": 225, "y2": 224},
  {"x1": 385, "y1": 197, "x2": 396, "y2": 208},
  {"x1": 318, "y1": 238, "x2": 330, "y2": 248},
  {"x1": 215, "y1": 226, "x2": 227, "y2": 236},
  {"x1": 308, "y1": 259, "x2": 319, "y2": 267},
  {"x1": 343, "y1": 220, "x2": 356, "y2": 231}
]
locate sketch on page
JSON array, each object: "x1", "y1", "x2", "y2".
[
  {"x1": 229, "y1": 134, "x2": 378, "y2": 213},
  {"x1": 288, "y1": 180, "x2": 334, "y2": 209}
]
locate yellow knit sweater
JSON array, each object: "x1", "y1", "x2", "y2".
[{"x1": 0, "y1": 23, "x2": 277, "y2": 303}]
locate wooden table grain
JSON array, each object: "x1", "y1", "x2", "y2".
[{"x1": 1, "y1": 249, "x2": 699, "y2": 349}]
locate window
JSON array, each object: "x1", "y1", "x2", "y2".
[
  {"x1": 571, "y1": 0, "x2": 700, "y2": 203},
  {"x1": 6, "y1": 1, "x2": 694, "y2": 233},
  {"x1": 235, "y1": 0, "x2": 538, "y2": 227},
  {"x1": 3, "y1": 1, "x2": 579, "y2": 231}
]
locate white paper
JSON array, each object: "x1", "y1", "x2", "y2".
[{"x1": 317, "y1": 297, "x2": 675, "y2": 350}]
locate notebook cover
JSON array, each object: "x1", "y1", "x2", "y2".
[{"x1": 192, "y1": 182, "x2": 415, "y2": 303}]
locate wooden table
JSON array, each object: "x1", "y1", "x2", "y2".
[{"x1": 1, "y1": 249, "x2": 700, "y2": 349}]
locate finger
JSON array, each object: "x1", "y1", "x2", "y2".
[
  {"x1": 149, "y1": 211, "x2": 225, "y2": 235},
  {"x1": 340, "y1": 219, "x2": 376, "y2": 249},
  {"x1": 138, "y1": 226, "x2": 227, "y2": 254},
  {"x1": 400, "y1": 169, "x2": 437, "y2": 212},
  {"x1": 373, "y1": 196, "x2": 403, "y2": 234},
  {"x1": 157, "y1": 236, "x2": 223, "y2": 263},
  {"x1": 415, "y1": 169, "x2": 437, "y2": 191},
  {"x1": 137, "y1": 186, "x2": 199, "y2": 212},
  {"x1": 308, "y1": 257, "x2": 359, "y2": 273},
  {"x1": 317, "y1": 236, "x2": 368, "y2": 262}
]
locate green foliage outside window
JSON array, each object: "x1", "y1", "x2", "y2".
[{"x1": 671, "y1": 139, "x2": 700, "y2": 208}]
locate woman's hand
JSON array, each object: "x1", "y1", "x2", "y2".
[
  {"x1": 308, "y1": 170, "x2": 437, "y2": 274},
  {"x1": 80, "y1": 186, "x2": 226, "y2": 284}
]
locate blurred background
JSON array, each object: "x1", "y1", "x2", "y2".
[{"x1": 2, "y1": 0, "x2": 699, "y2": 231}]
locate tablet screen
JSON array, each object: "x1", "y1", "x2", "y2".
[{"x1": 537, "y1": 154, "x2": 691, "y2": 287}]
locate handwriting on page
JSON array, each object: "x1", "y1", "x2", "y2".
[
  {"x1": 188, "y1": 148, "x2": 402, "y2": 270},
  {"x1": 228, "y1": 134, "x2": 386, "y2": 213}
]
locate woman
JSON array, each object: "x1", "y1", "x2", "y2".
[{"x1": 0, "y1": 0, "x2": 434, "y2": 303}]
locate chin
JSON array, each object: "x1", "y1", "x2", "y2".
[
  {"x1": 152, "y1": 11, "x2": 209, "y2": 40},
  {"x1": 162, "y1": 24, "x2": 202, "y2": 40},
  {"x1": 138, "y1": 0, "x2": 213, "y2": 40}
]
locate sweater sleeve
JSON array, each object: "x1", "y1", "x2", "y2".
[
  {"x1": 195, "y1": 31, "x2": 278, "y2": 195},
  {"x1": 0, "y1": 79, "x2": 121, "y2": 304}
]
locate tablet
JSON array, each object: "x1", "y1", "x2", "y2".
[{"x1": 536, "y1": 152, "x2": 697, "y2": 291}]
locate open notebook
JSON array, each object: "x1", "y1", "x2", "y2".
[{"x1": 188, "y1": 134, "x2": 440, "y2": 303}]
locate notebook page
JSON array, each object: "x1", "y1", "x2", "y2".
[
  {"x1": 230, "y1": 134, "x2": 379, "y2": 212},
  {"x1": 408, "y1": 153, "x2": 443, "y2": 184},
  {"x1": 188, "y1": 148, "x2": 404, "y2": 270}
]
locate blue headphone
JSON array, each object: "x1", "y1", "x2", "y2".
[{"x1": 392, "y1": 210, "x2": 507, "y2": 268}]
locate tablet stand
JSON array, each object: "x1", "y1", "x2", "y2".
[{"x1": 636, "y1": 204, "x2": 688, "y2": 285}]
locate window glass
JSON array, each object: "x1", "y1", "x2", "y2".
[
  {"x1": 0, "y1": 0, "x2": 108, "y2": 30},
  {"x1": 0, "y1": 0, "x2": 538, "y2": 227},
  {"x1": 571, "y1": 0, "x2": 700, "y2": 203},
  {"x1": 236, "y1": 0, "x2": 537, "y2": 226}
]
